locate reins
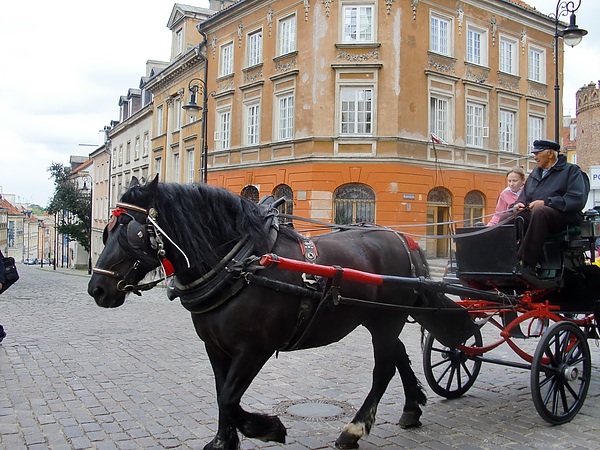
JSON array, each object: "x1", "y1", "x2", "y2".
[{"x1": 278, "y1": 207, "x2": 519, "y2": 240}]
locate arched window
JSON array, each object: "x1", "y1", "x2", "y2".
[
  {"x1": 334, "y1": 183, "x2": 375, "y2": 225},
  {"x1": 273, "y1": 184, "x2": 293, "y2": 216},
  {"x1": 463, "y1": 190, "x2": 486, "y2": 226},
  {"x1": 241, "y1": 185, "x2": 259, "y2": 203}
]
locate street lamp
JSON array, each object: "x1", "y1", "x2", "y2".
[
  {"x1": 552, "y1": 0, "x2": 587, "y2": 142},
  {"x1": 182, "y1": 77, "x2": 209, "y2": 183},
  {"x1": 81, "y1": 175, "x2": 93, "y2": 274}
]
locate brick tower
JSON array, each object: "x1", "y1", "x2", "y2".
[{"x1": 575, "y1": 81, "x2": 600, "y2": 174}]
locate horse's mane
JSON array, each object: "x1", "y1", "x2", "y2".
[{"x1": 121, "y1": 181, "x2": 291, "y2": 267}]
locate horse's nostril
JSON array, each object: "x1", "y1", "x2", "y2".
[{"x1": 89, "y1": 284, "x2": 105, "y2": 300}]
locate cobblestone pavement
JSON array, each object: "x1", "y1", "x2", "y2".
[{"x1": 0, "y1": 264, "x2": 598, "y2": 449}]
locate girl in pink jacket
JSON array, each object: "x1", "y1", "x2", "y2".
[{"x1": 488, "y1": 167, "x2": 525, "y2": 226}]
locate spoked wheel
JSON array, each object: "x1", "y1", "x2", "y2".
[
  {"x1": 422, "y1": 327, "x2": 483, "y2": 399},
  {"x1": 530, "y1": 321, "x2": 591, "y2": 424}
]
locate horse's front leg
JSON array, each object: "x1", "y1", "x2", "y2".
[{"x1": 204, "y1": 344, "x2": 286, "y2": 450}]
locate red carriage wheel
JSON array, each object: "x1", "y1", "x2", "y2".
[
  {"x1": 422, "y1": 327, "x2": 483, "y2": 399},
  {"x1": 530, "y1": 321, "x2": 591, "y2": 424}
]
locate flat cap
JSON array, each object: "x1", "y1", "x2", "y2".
[{"x1": 532, "y1": 139, "x2": 560, "y2": 152}]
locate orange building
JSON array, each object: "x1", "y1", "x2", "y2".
[{"x1": 150, "y1": 0, "x2": 561, "y2": 257}]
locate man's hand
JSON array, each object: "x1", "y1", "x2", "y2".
[
  {"x1": 513, "y1": 202, "x2": 527, "y2": 212},
  {"x1": 528, "y1": 200, "x2": 545, "y2": 209}
]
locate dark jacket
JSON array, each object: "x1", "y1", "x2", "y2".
[{"x1": 515, "y1": 154, "x2": 590, "y2": 225}]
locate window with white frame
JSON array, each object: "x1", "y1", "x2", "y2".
[
  {"x1": 499, "y1": 36, "x2": 518, "y2": 75},
  {"x1": 154, "y1": 156, "x2": 162, "y2": 181},
  {"x1": 528, "y1": 46, "x2": 545, "y2": 83},
  {"x1": 466, "y1": 24, "x2": 487, "y2": 66},
  {"x1": 247, "y1": 29, "x2": 263, "y2": 67},
  {"x1": 176, "y1": 29, "x2": 184, "y2": 55},
  {"x1": 125, "y1": 141, "x2": 131, "y2": 164},
  {"x1": 174, "y1": 98, "x2": 182, "y2": 131},
  {"x1": 430, "y1": 96, "x2": 449, "y2": 142},
  {"x1": 246, "y1": 103, "x2": 260, "y2": 146},
  {"x1": 430, "y1": 13, "x2": 451, "y2": 56},
  {"x1": 277, "y1": 93, "x2": 294, "y2": 140},
  {"x1": 528, "y1": 115, "x2": 543, "y2": 152},
  {"x1": 186, "y1": 149, "x2": 195, "y2": 183},
  {"x1": 134, "y1": 136, "x2": 140, "y2": 160},
  {"x1": 499, "y1": 109, "x2": 516, "y2": 152},
  {"x1": 173, "y1": 153, "x2": 180, "y2": 182},
  {"x1": 340, "y1": 87, "x2": 373, "y2": 135},
  {"x1": 156, "y1": 105, "x2": 164, "y2": 135},
  {"x1": 278, "y1": 15, "x2": 296, "y2": 55},
  {"x1": 466, "y1": 102, "x2": 485, "y2": 147},
  {"x1": 143, "y1": 132, "x2": 149, "y2": 157},
  {"x1": 220, "y1": 42, "x2": 234, "y2": 76},
  {"x1": 216, "y1": 110, "x2": 231, "y2": 150},
  {"x1": 343, "y1": 4, "x2": 374, "y2": 43}
]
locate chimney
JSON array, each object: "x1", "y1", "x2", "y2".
[{"x1": 209, "y1": 0, "x2": 236, "y2": 11}]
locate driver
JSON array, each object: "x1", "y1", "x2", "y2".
[{"x1": 509, "y1": 139, "x2": 589, "y2": 275}]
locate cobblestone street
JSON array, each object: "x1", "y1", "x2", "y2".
[{"x1": 0, "y1": 264, "x2": 599, "y2": 449}]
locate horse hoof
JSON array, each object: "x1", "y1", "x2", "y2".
[
  {"x1": 203, "y1": 437, "x2": 241, "y2": 450},
  {"x1": 398, "y1": 410, "x2": 422, "y2": 429},
  {"x1": 335, "y1": 434, "x2": 360, "y2": 450}
]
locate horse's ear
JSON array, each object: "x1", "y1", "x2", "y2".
[
  {"x1": 147, "y1": 174, "x2": 159, "y2": 193},
  {"x1": 129, "y1": 177, "x2": 140, "y2": 188}
]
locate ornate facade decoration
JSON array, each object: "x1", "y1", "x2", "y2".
[
  {"x1": 322, "y1": 0, "x2": 334, "y2": 17},
  {"x1": 491, "y1": 16, "x2": 497, "y2": 46},
  {"x1": 428, "y1": 56, "x2": 455, "y2": 73},
  {"x1": 304, "y1": 0, "x2": 310, "y2": 21},
  {"x1": 244, "y1": 69, "x2": 263, "y2": 84},
  {"x1": 465, "y1": 67, "x2": 488, "y2": 84},
  {"x1": 337, "y1": 48, "x2": 379, "y2": 62},
  {"x1": 217, "y1": 78, "x2": 235, "y2": 92},
  {"x1": 275, "y1": 57, "x2": 298, "y2": 73},
  {"x1": 457, "y1": 4, "x2": 464, "y2": 35},
  {"x1": 212, "y1": 34, "x2": 218, "y2": 59},
  {"x1": 498, "y1": 76, "x2": 519, "y2": 90},
  {"x1": 528, "y1": 83, "x2": 547, "y2": 98},
  {"x1": 411, "y1": 0, "x2": 419, "y2": 20},
  {"x1": 267, "y1": 6, "x2": 274, "y2": 36},
  {"x1": 521, "y1": 28, "x2": 527, "y2": 54},
  {"x1": 238, "y1": 21, "x2": 244, "y2": 47},
  {"x1": 385, "y1": 0, "x2": 394, "y2": 15}
]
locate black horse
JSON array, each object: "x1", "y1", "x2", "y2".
[{"x1": 88, "y1": 177, "x2": 430, "y2": 450}]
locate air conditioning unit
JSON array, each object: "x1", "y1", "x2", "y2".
[{"x1": 482, "y1": 127, "x2": 489, "y2": 138}]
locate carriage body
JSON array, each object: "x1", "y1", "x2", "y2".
[{"x1": 421, "y1": 216, "x2": 600, "y2": 425}]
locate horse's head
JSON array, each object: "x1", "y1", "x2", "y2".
[{"x1": 88, "y1": 176, "x2": 162, "y2": 308}]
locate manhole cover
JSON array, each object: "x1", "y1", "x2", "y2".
[{"x1": 274, "y1": 399, "x2": 355, "y2": 422}]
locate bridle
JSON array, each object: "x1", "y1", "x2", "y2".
[{"x1": 92, "y1": 202, "x2": 191, "y2": 295}]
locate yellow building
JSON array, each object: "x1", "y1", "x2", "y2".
[{"x1": 150, "y1": 0, "x2": 561, "y2": 257}]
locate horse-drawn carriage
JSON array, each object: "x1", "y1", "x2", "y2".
[{"x1": 88, "y1": 177, "x2": 598, "y2": 449}]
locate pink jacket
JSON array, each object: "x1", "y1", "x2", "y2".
[{"x1": 487, "y1": 187, "x2": 521, "y2": 226}]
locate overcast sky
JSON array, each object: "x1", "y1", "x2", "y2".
[{"x1": 0, "y1": 0, "x2": 598, "y2": 207}]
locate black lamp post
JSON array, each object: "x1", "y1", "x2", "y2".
[
  {"x1": 553, "y1": 0, "x2": 587, "y2": 142},
  {"x1": 81, "y1": 175, "x2": 93, "y2": 274},
  {"x1": 182, "y1": 77, "x2": 209, "y2": 183}
]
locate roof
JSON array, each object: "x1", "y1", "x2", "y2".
[{"x1": 0, "y1": 198, "x2": 24, "y2": 216}]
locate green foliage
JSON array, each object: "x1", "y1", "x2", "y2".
[{"x1": 47, "y1": 162, "x2": 91, "y2": 252}]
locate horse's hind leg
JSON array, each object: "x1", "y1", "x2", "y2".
[
  {"x1": 336, "y1": 330, "x2": 411, "y2": 449},
  {"x1": 395, "y1": 338, "x2": 426, "y2": 428},
  {"x1": 204, "y1": 343, "x2": 286, "y2": 450}
]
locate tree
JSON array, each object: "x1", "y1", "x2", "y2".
[{"x1": 47, "y1": 162, "x2": 91, "y2": 253}]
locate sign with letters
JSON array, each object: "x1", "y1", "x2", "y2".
[{"x1": 590, "y1": 166, "x2": 600, "y2": 189}]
